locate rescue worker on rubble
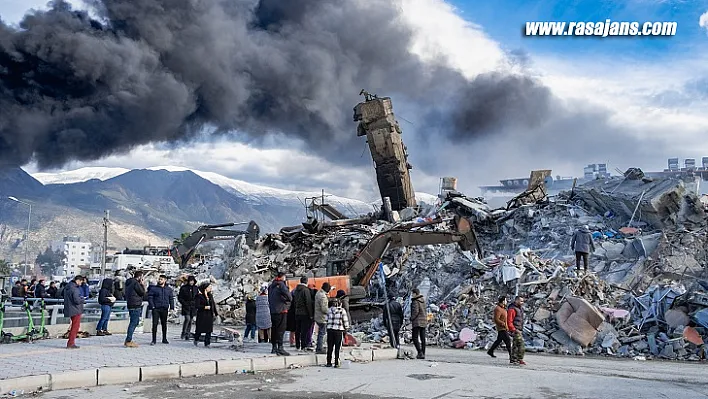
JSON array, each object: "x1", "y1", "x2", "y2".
[
  {"x1": 487, "y1": 296, "x2": 512, "y2": 361},
  {"x1": 507, "y1": 296, "x2": 526, "y2": 365},
  {"x1": 571, "y1": 225, "x2": 595, "y2": 273}
]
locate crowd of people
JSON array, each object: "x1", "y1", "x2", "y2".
[{"x1": 9, "y1": 270, "x2": 526, "y2": 367}]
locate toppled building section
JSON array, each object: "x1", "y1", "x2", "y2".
[{"x1": 354, "y1": 91, "x2": 416, "y2": 212}]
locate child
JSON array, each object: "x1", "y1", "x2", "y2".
[
  {"x1": 244, "y1": 294, "x2": 257, "y2": 342},
  {"x1": 325, "y1": 297, "x2": 350, "y2": 368}
]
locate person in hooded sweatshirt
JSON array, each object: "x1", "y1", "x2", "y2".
[
  {"x1": 178, "y1": 275, "x2": 199, "y2": 340},
  {"x1": 571, "y1": 225, "x2": 596, "y2": 272},
  {"x1": 410, "y1": 288, "x2": 428, "y2": 359},
  {"x1": 96, "y1": 278, "x2": 116, "y2": 336}
]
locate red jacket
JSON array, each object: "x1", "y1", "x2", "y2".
[{"x1": 507, "y1": 307, "x2": 517, "y2": 333}]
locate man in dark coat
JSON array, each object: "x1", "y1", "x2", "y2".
[
  {"x1": 46, "y1": 281, "x2": 58, "y2": 299},
  {"x1": 34, "y1": 279, "x2": 47, "y2": 299},
  {"x1": 148, "y1": 274, "x2": 175, "y2": 345},
  {"x1": 268, "y1": 272, "x2": 292, "y2": 356},
  {"x1": 178, "y1": 275, "x2": 199, "y2": 340},
  {"x1": 124, "y1": 271, "x2": 146, "y2": 348},
  {"x1": 64, "y1": 275, "x2": 85, "y2": 349},
  {"x1": 571, "y1": 225, "x2": 596, "y2": 272},
  {"x1": 383, "y1": 294, "x2": 404, "y2": 348},
  {"x1": 293, "y1": 276, "x2": 314, "y2": 351},
  {"x1": 194, "y1": 282, "x2": 218, "y2": 347}
]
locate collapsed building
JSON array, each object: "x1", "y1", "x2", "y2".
[{"x1": 184, "y1": 95, "x2": 708, "y2": 362}]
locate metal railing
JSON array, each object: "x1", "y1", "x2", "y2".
[{"x1": 1, "y1": 298, "x2": 149, "y2": 329}]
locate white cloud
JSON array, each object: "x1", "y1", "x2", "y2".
[{"x1": 700, "y1": 11, "x2": 708, "y2": 34}]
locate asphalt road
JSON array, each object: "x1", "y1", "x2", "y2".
[{"x1": 41, "y1": 348, "x2": 708, "y2": 399}]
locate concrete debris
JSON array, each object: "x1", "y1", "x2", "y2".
[{"x1": 194, "y1": 170, "x2": 708, "y2": 362}]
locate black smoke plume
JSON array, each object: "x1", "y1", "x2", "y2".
[{"x1": 0, "y1": 0, "x2": 552, "y2": 169}]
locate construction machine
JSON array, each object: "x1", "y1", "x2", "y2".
[{"x1": 171, "y1": 221, "x2": 260, "y2": 268}]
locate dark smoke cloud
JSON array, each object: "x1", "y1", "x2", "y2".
[{"x1": 0, "y1": 0, "x2": 551, "y2": 169}]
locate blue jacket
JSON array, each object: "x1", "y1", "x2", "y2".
[
  {"x1": 148, "y1": 284, "x2": 175, "y2": 310},
  {"x1": 79, "y1": 283, "x2": 90, "y2": 299}
]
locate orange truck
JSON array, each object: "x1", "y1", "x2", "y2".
[{"x1": 286, "y1": 275, "x2": 351, "y2": 298}]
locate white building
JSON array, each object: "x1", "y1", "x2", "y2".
[{"x1": 61, "y1": 237, "x2": 92, "y2": 277}]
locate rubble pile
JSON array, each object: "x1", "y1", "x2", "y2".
[{"x1": 216, "y1": 171, "x2": 708, "y2": 361}]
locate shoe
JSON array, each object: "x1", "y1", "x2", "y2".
[
  {"x1": 276, "y1": 344, "x2": 291, "y2": 356},
  {"x1": 150, "y1": 341, "x2": 156, "y2": 346},
  {"x1": 124, "y1": 341, "x2": 138, "y2": 348},
  {"x1": 96, "y1": 331, "x2": 105, "y2": 336},
  {"x1": 325, "y1": 363, "x2": 332, "y2": 367},
  {"x1": 334, "y1": 364, "x2": 340, "y2": 368},
  {"x1": 103, "y1": 331, "x2": 112, "y2": 336},
  {"x1": 416, "y1": 353, "x2": 424, "y2": 359},
  {"x1": 510, "y1": 360, "x2": 517, "y2": 364},
  {"x1": 67, "y1": 345, "x2": 80, "y2": 349},
  {"x1": 306, "y1": 347, "x2": 314, "y2": 352},
  {"x1": 487, "y1": 350, "x2": 496, "y2": 358},
  {"x1": 518, "y1": 360, "x2": 527, "y2": 365},
  {"x1": 194, "y1": 340, "x2": 198, "y2": 347},
  {"x1": 180, "y1": 333, "x2": 185, "y2": 340},
  {"x1": 271, "y1": 344, "x2": 277, "y2": 354},
  {"x1": 162, "y1": 339, "x2": 169, "y2": 344}
]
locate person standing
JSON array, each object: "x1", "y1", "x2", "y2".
[
  {"x1": 507, "y1": 296, "x2": 526, "y2": 365},
  {"x1": 194, "y1": 282, "x2": 218, "y2": 348},
  {"x1": 96, "y1": 278, "x2": 116, "y2": 336},
  {"x1": 79, "y1": 278, "x2": 90, "y2": 300},
  {"x1": 178, "y1": 275, "x2": 199, "y2": 340},
  {"x1": 148, "y1": 275, "x2": 175, "y2": 345},
  {"x1": 287, "y1": 286, "x2": 297, "y2": 347},
  {"x1": 28, "y1": 279, "x2": 37, "y2": 298},
  {"x1": 46, "y1": 281, "x2": 58, "y2": 299},
  {"x1": 293, "y1": 277, "x2": 314, "y2": 352},
  {"x1": 383, "y1": 294, "x2": 404, "y2": 348},
  {"x1": 325, "y1": 297, "x2": 350, "y2": 368},
  {"x1": 487, "y1": 296, "x2": 512, "y2": 361},
  {"x1": 113, "y1": 271, "x2": 125, "y2": 301},
  {"x1": 63, "y1": 275, "x2": 85, "y2": 349},
  {"x1": 34, "y1": 279, "x2": 47, "y2": 299},
  {"x1": 571, "y1": 225, "x2": 595, "y2": 273},
  {"x1": 255, "y1": 285, "x2": 272, "y2": 343},
  {"x1": 410, "y1": 288, "x2": 428, "y2": 359},
  {"x1": 124, "y1": 271, "x2": 146, "y2": 348},
  {"x1": 268, "y1": 272, "x2": 292, "y2": 356},
  {"x1": 244, "y1": 294, "x2": 257, "y2": 342},
  {"x1": 314, "y1": 282, "x2": 331, "y2": 354}
]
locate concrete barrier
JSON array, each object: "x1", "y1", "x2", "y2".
[
  {"x1": 252, "y1": 356, "x2": 287, "y2": 371},
  {"x1": 98, "y1": 367, "x2": 141, "y2": 386},
  {"x1": 180, "y1": 361, "x2": 217, "y2": 378},
  {"x1": 140, "y1": 364, "x2": 181, "y2": 382},
  {"x1": 0, "y1": 375, "x2": 50, "y2": 394},
  {"x1": 372, "y1": 348, "x2": 397, "y2": 361},
  {"x1": 285, "y1": 355, "x2": 317, "y2": 368},
  {"x1": 217, "y1": 359, "x2": 253, "y2": 374},
  {"x1": 51, "y1": 369, "x2": 98, "y2": 391}
]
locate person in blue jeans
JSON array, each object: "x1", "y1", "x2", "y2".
[
  {"x1": 96, "y1": 278, "x2": 116, "y2": 336},
  {"x1": 244, "y1": 294, "x2": 257, "y2": 342},
  {"x1": 124, "y1": 271, "x2": 146, "y2": 348}
]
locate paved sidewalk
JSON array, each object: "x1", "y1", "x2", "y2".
[{"x1": 0, "y1": 327, "x2": 306, "y2": 380}]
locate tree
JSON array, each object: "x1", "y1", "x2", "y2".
[
  {"x1": 172, "y1": 232, "x2": 192, "y2": 247},
  {"x1": 0, "y1": 259, "x2": 10, "y2": 275},
  {"x1": 35, "y1": 247, "x2": 66, "y2": 276}
]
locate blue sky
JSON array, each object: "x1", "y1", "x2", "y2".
[{"x1": 450, "y1": 0, "x2": 706, "y2": 60}]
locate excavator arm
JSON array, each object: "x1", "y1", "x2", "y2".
[
  {"x1": 172, "y1": 221, "x2": 260, "y2": 268},
  {"x1": 346, "y1": 215, "x2": 481, "y2": 287}
]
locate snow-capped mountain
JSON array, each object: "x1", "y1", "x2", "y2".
[
  {"x1": 33, "y1": 167, "x2": 130, "y2": 185},
  {"x1": 31, "y1": 165, "x2": 377, "y2": 216}
]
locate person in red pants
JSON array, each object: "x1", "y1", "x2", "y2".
[{"x1": 64, "y1": 275, "x2": 86, "y2": 349}]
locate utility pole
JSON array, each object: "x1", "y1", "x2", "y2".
[
  {"x1": 101, "y1": 210, "x2": 109, "y2": 276},
  {"x1": 8, "y1": 196, "x2": 31, "y2": 277}
]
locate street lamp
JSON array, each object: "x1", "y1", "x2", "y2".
[{"x1": 8, "y1": 196, "x2": 32, "y2": 277}]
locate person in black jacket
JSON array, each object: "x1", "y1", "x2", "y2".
[
  {"x1": 148, "y1": 275, "x2": 175, "y2": 345},
  {"x1": 244, "y1": 294, "x2": 257, "y2": 342},
  {"x1": 124, "y1": 271, "x2": 146, "y2": 348},
  {"x1": 178, "y1": 275, "x2": 199, "y2": 340},
  {"x1": 293, "y1": 277, "x2": 314, "y2": 351},
  {"x1": 268, "y1": 272, "x2": 292, "y2": 356},
  {"x1": 194, "y1": 282, "x2": 218, "y2": 348},
  {"x1": 383, "y1": 294, "x2": 404, "y2": 348},
  {"x1": 34, "y1": 279, "x2": 47, "y2": 299},
  {"x1": 46, "y1": 281, "x2": 58, "y2": 299},
  {"x1": 96, "y1": 278, "x2": 115, "y2": 336}
]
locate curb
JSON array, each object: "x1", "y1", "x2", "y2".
[{"x1": 0, "y1": 348, "x2": 399, "y2": 395}]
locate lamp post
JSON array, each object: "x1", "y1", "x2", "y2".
[{"x1": 8, "y1": 196, "x2": 31, "y2": 277}]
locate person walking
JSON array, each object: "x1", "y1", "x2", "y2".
[
  {"x1": 314, "y1": 282, "x2": 331, "y2": 354},
  {"x1": 63, "y1": 275, "x2": 85, "y2": 349},
  {"x1": 194, "y1": 282, "x2": 218, "y2": 348},
  {"x1": 507, "y1": 296, "x2": 526, "y2": 365},
  {"x1": 148, "y1": 275, "x2": 174, "y2": 345},
  {"x1": 178, "y1": 275, "x2": 199, "y2": 340},
  {"x1": 244, "y1": 294, "x2": 257, "y2": 342},
  {"x1": 571, "y1": 225, "x2": 595, "y2": 273},
  {"x1": 325, "y1": 297, "x2": 350, "y2": 368},
  {"x1": 268, "y1": 272, "x2": 292, "y2": 356},
  {"x1": 96, "y1": 278, "x2": 116, "y2": 336},
  {"x1": 410, "y1": 288, "x2": 428, "y2": 359},
  {"x1": 293, "y1": 277, "x2": 314, "y2": 352},
  {"x1": 255, "y1": 285, "x2": 272, "y2": 343},
  {"x1": 124, "y1": 271, "x2": 146, "y2": 348},
  {"x1": 487, "y1": 296, "x2": 512, "y2": 361},
  {"x1": 383, "y1": 294, "x2": 403, "y2": 348}
]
